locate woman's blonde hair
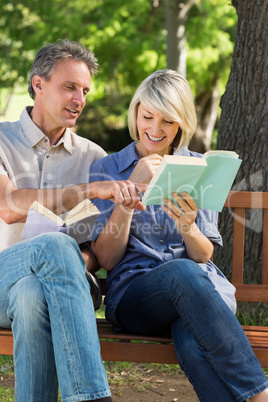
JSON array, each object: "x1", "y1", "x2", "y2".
[{"x1": 128, "y1": 69, "x2": 197, "y2": 149}]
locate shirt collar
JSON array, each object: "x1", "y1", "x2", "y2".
[
  {"x1": 116, "y1": 143, "x2": 199, "y2": 174},
  {"x1": 117, "y1": 142, "x2": 139, "y2": 173},
  {"x1": 20, "y1": 106, "x2": 73, "y2": 154}
]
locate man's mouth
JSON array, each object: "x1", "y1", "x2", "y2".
[
  {"x1": 66, "y1": 108, "x2": 79, "y2": 116},
  {"x1": 147, "y1": 133, "x2": 165, "y2": 142}
]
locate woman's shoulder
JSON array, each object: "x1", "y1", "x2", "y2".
[
  {"x1": 91, "y1": 142, "x2": 136, "y2": 171},
  {"x1": 173, "y1": 146, "x2": 203, "y2": 159}
]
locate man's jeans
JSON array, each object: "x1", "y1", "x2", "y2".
[
  {"x1": 116, "y1": 259, "x2": 268, "y2": 401},
  {"x1": 0, "y1": 233, "x2": 110, "y2": 402}
]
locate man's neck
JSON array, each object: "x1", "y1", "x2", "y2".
[{"x1": 29, "y1": 106, "x2": 65, "y2": 146}]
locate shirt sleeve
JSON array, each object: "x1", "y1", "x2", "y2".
[{"x1": 195, "y1": 208, "x2": 223, "y2": 246}]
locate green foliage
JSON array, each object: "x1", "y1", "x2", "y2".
[{"x1": 0, "y1": 0, "x2": 237, "y2": 151}]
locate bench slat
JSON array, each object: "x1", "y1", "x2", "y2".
[
  {"x1": 263, "y1": 209, "x2": 268, "y2": 284},
  {"x1": 231, "y1": 208, "x2": 245, "y2": 284}
]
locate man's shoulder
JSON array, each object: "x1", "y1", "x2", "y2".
[{"x1": 69, "y1": 131, "x2": 107, "y2": 155}]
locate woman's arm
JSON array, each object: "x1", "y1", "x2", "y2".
[
  {"x1": 91, "y1": 154, "x2": 162, "y2": 270},
  {"x1": 163, "y1": 192, "x2": 213, "y2": 263},
  {"x1": 91, "y1": 204, "x2": 134, "y2": 270}
]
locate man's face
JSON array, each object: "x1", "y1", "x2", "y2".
[{"x1": 37, "y1": 59, "x2": 91, "y2": 133}]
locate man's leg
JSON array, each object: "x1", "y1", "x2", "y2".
[
  {"x1": 0, "y1": 233, "x2": 112, "y2": 401},
  {"x1": 8, "y1": 276, "x2": 58, "y2": 402}
]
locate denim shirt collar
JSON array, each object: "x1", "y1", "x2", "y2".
[
  {"x1": 116, "y1": 142, "x2": 200, "y2": 174},
  {"x1": 117, "y1": 142, "x2": 139, "y2": 174}
]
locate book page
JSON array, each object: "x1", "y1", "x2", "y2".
[
  {"x1": 204, "y1": 150, "x2": 239, "y2": 159},
  {"x1": 30, "y1": 201, "x2": 64, "y2": 225},
  {"x1": 64, "y1": 199, "x2": 100, "y2": 225}
]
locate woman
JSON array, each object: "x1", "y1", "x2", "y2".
[{"x1": 89, "y1": 70, "x2": 268, "y2": 401}]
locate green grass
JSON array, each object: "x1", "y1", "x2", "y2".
[{"x1": 236, "y1": 302, "x2": 268, "y2": 326}]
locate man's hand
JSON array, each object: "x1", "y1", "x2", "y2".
[{"x1": 90, "y1": 180, "x2": 148, "y2": 211}]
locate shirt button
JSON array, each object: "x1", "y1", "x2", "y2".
[
  {"x1": 46, "y1": 155, "x2": 50, "y2": 159},
  {"x1": 44, "y1": 138, "x2": 48, "y2": 143},
  {"x1": 43, "y1": 182, "x2": 47, "y2": 187},
  {"x1": 159, "y1": 240, "x2": 164, "y2": 245}
]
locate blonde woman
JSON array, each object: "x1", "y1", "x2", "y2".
[{"x1": 89, "y1": 70, "x2": 268, "y2": 401}]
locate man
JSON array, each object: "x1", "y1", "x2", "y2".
[{"x1": 0, "y1": 39, "x2": 145, "y2": 402}]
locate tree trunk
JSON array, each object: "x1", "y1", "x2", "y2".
[
  {"x1": 214, "y1": 0, "x2": 268, "y2": 283},
  {"x1": 189, "y1": 82, "x2": 219, "y2": 153},
  {"x1": 165, "y1": 0, "x2": 195, "y2": 76},
  {"x1": 165, "y1": 0, "x2": 219, "y2": 153}
]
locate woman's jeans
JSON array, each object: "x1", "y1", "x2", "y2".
[
  {"x1": 116, "y1": 259, "x2": 268, "y2": 402},
  {"x1": 0, "y1": 233, "x2": 110, "y2": 402}
]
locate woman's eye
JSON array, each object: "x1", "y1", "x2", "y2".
[
  {"x1": 144, "y1": 116, "x2": 152, "y2": 120},
  {"x1": 164, "y1": 120, "x2": 173, "y2": 124}
]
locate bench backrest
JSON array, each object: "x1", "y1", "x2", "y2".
[{"x1": 223, "y1": 191, "x2": 268, "y2": 302}]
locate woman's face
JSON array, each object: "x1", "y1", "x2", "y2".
[{"x1": 136, "y1": 102, "x2": 180, "y2": 157}]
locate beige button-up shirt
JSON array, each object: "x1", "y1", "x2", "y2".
[{"x1": 0, "y1": 107, "x2": 107, "y2": 251}]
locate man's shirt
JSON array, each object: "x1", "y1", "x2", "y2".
[{"x1": 0, "y1": 107, "x2": 106, "y2": 251}]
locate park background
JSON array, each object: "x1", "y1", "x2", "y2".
[{"x1": 0, "y1": 0, "x2": 267, "y2": 399}]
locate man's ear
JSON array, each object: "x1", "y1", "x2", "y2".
[{"x1": 32, "y1": 76, "x2": 43, "y2": 95}]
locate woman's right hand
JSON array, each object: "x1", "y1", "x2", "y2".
[{"x1": 129, "y1": 154, "x2": 162, "y2": 184}]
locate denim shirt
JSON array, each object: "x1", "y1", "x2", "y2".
[{"x1": 90, "y1": 142, "x2": 237, "y2": 327}]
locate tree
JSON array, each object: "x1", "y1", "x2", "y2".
[
  {"x1": 214, "y1": 0, "x2": 268, "y2": 284},
  {"x1": 0, "y1": 0, "x2": 236, "y2": 152}
]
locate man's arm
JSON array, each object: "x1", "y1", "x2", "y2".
[{"x1": 0, "y1": 175, "x2": 147, "y2": 224}]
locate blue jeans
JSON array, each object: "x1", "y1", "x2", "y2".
[
  {"x1": 0, "y1": 233, "x2": 110, "y2": 402},
  {"x1": 115, "y1": 259, "x2": 268, "y2": 401}
]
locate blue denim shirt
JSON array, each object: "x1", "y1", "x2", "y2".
[{"x1": 90, "y1": 142, "x2": 236, "y2": 327}]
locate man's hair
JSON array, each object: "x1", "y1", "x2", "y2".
[
  {"x1": 128, "y1": 69, "x2": 197, "y2": 150},
  {"x1": 28, "y1": 39, "x2": 99, "y2": 99}
]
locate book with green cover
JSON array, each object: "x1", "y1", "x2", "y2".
[{"x1": 141, "y1": 150, "x2": 242, "y2": 212}]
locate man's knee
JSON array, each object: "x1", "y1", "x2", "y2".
[{"x1": 8, "y1": 275, "x2": 48, "y2": 330}]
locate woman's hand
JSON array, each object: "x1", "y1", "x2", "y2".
[
  {"x1": 163, "y1": 191, "x2": 213, "y2": 263},
  {"x1": 129, "y1": 154, "x2": 162, "y2": 184},
  {"x1": 163, "y1": 192, "x2": 198, "y2": 235}
]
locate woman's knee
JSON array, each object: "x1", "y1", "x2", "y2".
[{"x1": 158, "y1": 259, "x2": 211, "y2": 292}]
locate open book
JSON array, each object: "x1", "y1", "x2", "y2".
[
  {"x1": 141, "y1": 150, "x2": 242, "y2": 212},
  {"x1": 22, "y1": 199, "x2": 100, "y2": 244}
]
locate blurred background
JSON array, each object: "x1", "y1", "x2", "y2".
[{"x1": 0, "y1": 0, "x2": 237, "y2": 153}]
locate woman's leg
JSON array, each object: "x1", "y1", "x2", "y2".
[
  {"x1": 171, "y1": 317, "x2": 236, "y2": 401},
  {"x1": 116, "y1": 259, "x2": 268, "y2": 401},
  {"x1": 0, "y1": 233, "x2": 111, "y2": 402}
]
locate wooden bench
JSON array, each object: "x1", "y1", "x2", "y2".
[{"x1": 0, "y1": 191, "x2": 268, "y2": 368}]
